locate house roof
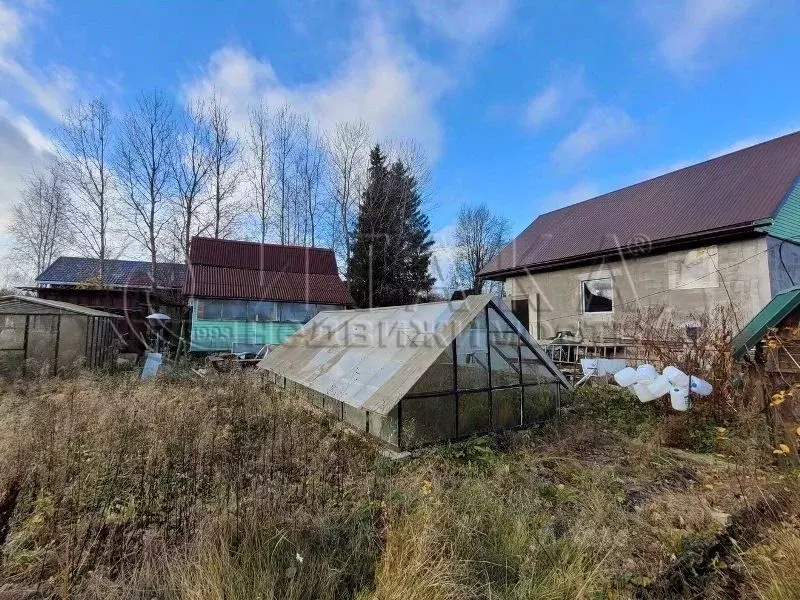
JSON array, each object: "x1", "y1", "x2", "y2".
[
  {"x1": 480, "y1": 131, "x2": 800, "y2": 278},
  {"x1": 732, "y1": 286, "x2": 800, "y2": 360},
  {"x1": 257, "y1": 295, "x2": 569, "y2": 416},
  {"x1": 36, "y1": 257, "x2": 186, "y2": 289},
  {"x1": 0, "y1": 295, "x2": 122, "y2": 318},
  {"x1": 185, "y1": 237, "x2": 354, "y2": 305}
]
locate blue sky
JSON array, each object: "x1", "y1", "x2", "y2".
[{"x1": 1, "y1": 0, "x2": 799, "y2": 270}]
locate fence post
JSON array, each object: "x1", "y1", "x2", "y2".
[
  {"x1": 53, "y1": 314, "x2": 61, "y2": 375},
  {"x1": 21, "y1": 315, "x2": 29, "y2": 376}
]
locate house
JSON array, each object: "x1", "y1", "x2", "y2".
[
  {"x1": 257, "y1": 294, "x2": 570, "y2": 449},
  {"x1": 479, "y1": 131, "x2": 800, "y2": 342},
  {"x1": 184, "y1": 237, "x2": 354, "y2": 353},
  {"x1": 32, "y1": 257, "x2": 186, "y2": 354}
]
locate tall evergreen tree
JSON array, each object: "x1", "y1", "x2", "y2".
[{"x1": 348, "y1": 145, "x2": 434, "y2": 307}]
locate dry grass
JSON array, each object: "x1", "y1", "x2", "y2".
[{"x1": 0, "y1": 371, "x2": 796, "y2": 599}]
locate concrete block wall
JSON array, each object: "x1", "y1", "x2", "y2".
[{"x1": 505, "y1": 237, "x2": 771, "y2": 340}]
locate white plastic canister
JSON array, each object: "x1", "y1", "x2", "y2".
[
  {"x1": 670, "y1": 386, "x2": 690, "y2": 411},
  {"x1": 646, "y1": 374, "x2": 672, "y2": 398},
  {"x1": 636, "y1": 364, "x2": 658, "y2": 383},
  {"x1": 613, "y1": 367, "x2": 638, "y2": 388},
  {"x1": 633, "y1": 381, "x2": 659, "y2": 403},
  {"x1": 663, "y1": 366, "x2": 690, "y2": 388},
  {"x1": 689, "y1": 377, "x2": 713, "y2": 396}
]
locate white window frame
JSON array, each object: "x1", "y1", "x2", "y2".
[{"x1": 580, "y1": 277, "x2": 614, "y2": 314}]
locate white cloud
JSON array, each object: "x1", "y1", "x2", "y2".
[
  {"x1": 0, "y1": 1, "x2": 74, "y2": 120},
  {"x1": 412, "y1": 0, "x2": 513, "y2": 44},
  {"x1": 553, "y1": 106, "x2": 637, "y2": 164},
  {"x1": 0, "y1": 1, "x2": 23, "y2": 51},
  {"x1": 523, "y1": 67, "x2": 586, "y2": 130},
  {"x1": 184, "y1": 11, "x2": 451, "y2": 160},
  {"x1": 0, "y1": 103, "x2": 55, "y2": 245},
  {"x1": 642, "y1": 0, "x2": 757, "y2": 72}
]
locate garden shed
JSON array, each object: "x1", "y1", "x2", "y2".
[
  {"x1": 0, "y1": 295, "x2": 121, "y2": 376},
  {"x1": 258, "y1": 294, "x2": 571, "y2": 449}
]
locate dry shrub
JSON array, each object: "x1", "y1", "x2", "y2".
[
  {"x1": 0, "y1": 372, "x2": 382, "y2": 598},
  {"x1": 741, "y1": 520, "x2": 800, "y2": 600},
  {"x1": 368, "y1": 503, "x2": 465, "y2": 600},
  {"x1": 617, "y1": 305, "x2": 775, "y2": 454}
]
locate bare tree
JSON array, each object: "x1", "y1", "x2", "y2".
[
  {"x1": 172, "y1": 99, "x2": 211, "y2": 261},
  {"x1": 9, "y1": 164, "x2": 71, "y2": 278},
  {"x1": 245, "y1": 101, "x2": 273, "y2": 244},
  {"x1": 452, "y1": 203, "x2": 510, "y2": 294},
  {"x1": 295, "y1": 116, "x2": 325, "y2": 246},
  {"x1": 207, "y1": 95, "x2": 241, "y2": 239},
  {"x1": 271, "y1": 103, "x2": 298, "y2": 245},
  {"x1": 116, "y1": 91, "x2": 175, "y2": 289},
  {"x1": 56, "y1": 98, "x2": 114, "y2": 282},
  {"x1": 327, "y1": 120, "x2": 370, "y2": 275}
]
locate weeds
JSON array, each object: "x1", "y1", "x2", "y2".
[{"x1": 0, "y1": 371, "x2": 796, "y2": 599}]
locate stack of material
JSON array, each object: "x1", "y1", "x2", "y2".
[{"x1": 613, "y1": 364, "x2": 712, "y2": 411}]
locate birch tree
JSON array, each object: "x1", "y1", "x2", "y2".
[
  {"x1": 172, "y1": 99, "x2": 211, "y2": 260},
  {"x1": 327, "y1": 120, "x2": 369, "y2": 276},
  {"x1": 56, "y1": 98, "x2": 115, "y2": 282},
  {"x1": 295, "y1": 116, "x2": 325, "y2": 246},
  {"x1": 271, "y1": 103, "x2": 298, "y2": 245},
  {"x1": 116, "y1": 91, "x2": 175, "y2": 289},
  {"x1": 245, "y1": 102, "x2": 272, "y2": 243},
  {"x1": 452, "y1": 203, "x2": 510, "y2": 294},
  {"x1": 9, "y1": 164, "x2": 71, "y2": 278},
  {"x1": 207, "y1": 95, "x2": 241, "y2": 239}
]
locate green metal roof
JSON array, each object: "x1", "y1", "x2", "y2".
[{"x1": 732, "y1": 286, "x2": 800, "y2": 360}]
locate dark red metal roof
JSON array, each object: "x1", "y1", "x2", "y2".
[
  {"x1": 480, "y1": 131, "x2": 800, "y2": 278},
  {"x1": 185, "y1": 237, "x2": 354, "y2": 305}
]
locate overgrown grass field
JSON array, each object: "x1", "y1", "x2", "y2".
[{"x1": 0, "y1": 372, "x2": 797, "y2": 599}]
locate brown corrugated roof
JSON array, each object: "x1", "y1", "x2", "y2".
[
  {"x1": 185, "y1": 237, "x2": 354, "y2": 305},
  {"x1": 480, "y1": 131, "x2": 800, "y2": 278}
]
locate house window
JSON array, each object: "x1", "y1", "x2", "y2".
[
  {"x1": 582, "y1": 278, "x2": 613, "y2": 313},
  {"x1": 220, "y1": 300, "x2": 248, "y2": 321},
  {"x1": 279, "y1": 302, "x2": 316, "y2": 323},
  {"x1": 249, "y1": 301, "x2": 277, "y2": 322},
  {"x1": 197, "y1": 299, "x2": 223, "y2": 320}
]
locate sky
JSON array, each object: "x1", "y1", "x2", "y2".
[{"x1": 1, "y1": 0, "x2": 799, "y2": 282}]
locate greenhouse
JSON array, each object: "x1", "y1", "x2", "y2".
[
  {"x1": 0, "y1": 295, "x2": 121, "y2": 377},
  {"x1": 258, "y1": 294, "x2": 570, "y2": 449}
]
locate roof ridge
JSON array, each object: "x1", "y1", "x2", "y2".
[{"x1": 191, "y1": 236, "x2": 335, "y2": 253}]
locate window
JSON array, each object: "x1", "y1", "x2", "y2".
[
  {"x1": 582, "y1": 278, "x2": 613, "y2": 313},
  {"x1": 197, "y1": 299, "x2": 223, "y2": 320},
  {"x1": 279, "y1": 302, "x2": 316, "y2": 323},
  {"x1": 220, "y1": 300, "x2": 248, "y2": 321},
  {"x1": 249, "y1": 301, "x2": 277, "y2": 322}
]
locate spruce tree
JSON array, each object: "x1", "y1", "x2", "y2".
[{"x1": 348, "y1": 145, "x2": 434, "y2": 307}]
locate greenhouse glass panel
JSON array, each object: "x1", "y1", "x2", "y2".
[
  {"x1": 522, "y1": 384, "x2": 558, "y2": 424},
  {"x1": 455, "y1": 312, "x2": 489, "y2": 390},
  {"x1": 520, "y1": 342, "x2": 555, "y2": 384},
  {"x1": 488, "y1": 308, "x2": 521, "y2": 387},
  {"x1": 401, "y1": 395, "x2": 457, "y2": 446},
  {"x1": 491, "y1": 387, "x2": 522, "y2": 429},
  {"x1": 408, "y1": 344, "x2": 455, "y2": 395},
  {"x1": 458, "y1": 391, "x2": 490, "y2": 435}
]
